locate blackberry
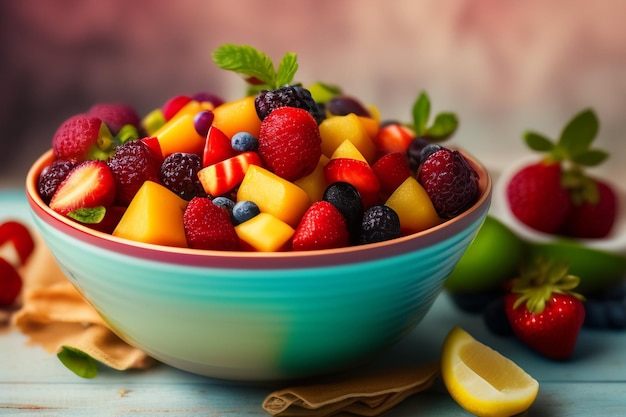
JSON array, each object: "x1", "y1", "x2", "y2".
[
  {"x1": 108, "y1": 140, "x2": 162, "y2": 205},
  {"x1": 37, "y1": 160, "x2": 76, "y2": 204},
  {"x1": 160, "y1": 153, "x2": 206, "y2": 201},
  {"x1": 322, "y1": 182, "x2": 363, "y2": 242},
  {"x1": 255, "y1": 85, "x2": 325, "y2": 124},
  {"x1": 359, "y1": 205, "x2": 401, "y2": 245}
]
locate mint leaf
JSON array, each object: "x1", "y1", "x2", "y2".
[
  {"x1": 524, "y1": 131, "x2": 555, "y2": 152},
  {"x1": 412, "y1": 92, "x2": 430, "y2": 136},
  {"x1": 427, "y1": 112, "x2": 458, "y2": 142},
  {"x1": 558, "y1": 108, "x2": 599, "y2": 158},
  {"x1": 57, "y1": 346, "x2": 99, "y2": 378},
  {"x1": 275, "y1": 52, "x2": 298, "y2": 88},
  {"x1": 212, "y1": 44, "x2": 277, "y2": 87},
  {"x1": 67, "y1": 207, "x2": 106, "y2": 224}
]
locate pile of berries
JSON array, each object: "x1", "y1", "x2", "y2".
[{"x1": 36, "y1": 44, "x2": 481, "y2": 252}]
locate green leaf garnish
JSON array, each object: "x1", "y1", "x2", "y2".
[
  {"x1": 57, "y1": 346, "x2": 99, "y2": 378},
  {"x1": 115, "y1": 124, "x2": 140, "y2": 145},
  {"x1": 524, "y1": 132, "x2": 554, "y2": 152},
  {"x1": 410, "y1": 91, "x2": 458, "y2": 141},
  {"x1": 67, "y1": 207, "x2": 107, "y2": 224},
  {"x1": 212, "y1": 44, "x2": 298, "y2": 91},
  {"x1": 558, "y1": 108, "x2": 599, "y2": 159}
]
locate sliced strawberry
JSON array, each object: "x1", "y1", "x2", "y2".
[
  {"x1": 183, "y1": 197, "x2": 239, "y2": 250},
  {"x1": 162, "y1": 95, "x2": 192, "y2": 121},
  {"x1": 202, "y1": 125, "x2": 237, "y2": 167},
  {"x1": 140, "y1": 137, "x2": 164, "y2": 163},
  {"x1": 197, "y1": 152, "x2": 263, "y2": 197},
  {"x1": 372, "y1": 152, "x2": 412, "y2": 197},
  {"x1": 49, "y1": 160, "x2": 116, "y2": 216},
  {"x1": 0, "y1": 258, "x2": 22, "y2": 307},
  {"x1": 324, "y1": 158, "x2": 380, "y2": 208},
  {"x1": 0, "y1": 221, "x2": 35, "y2": 266},
  {"x1": 292, "y1": 201, "x2": 349, "y2": 251},
  {"x1": 374, "y1": 123, "x2": 415, "y2": 154}
]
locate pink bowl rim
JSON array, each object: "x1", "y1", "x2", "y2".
[{"x1": 26, "y1": 149, "x2": 492, "y2": 269}]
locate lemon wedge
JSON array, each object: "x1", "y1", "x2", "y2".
[{"x1": 441, "y1": 326, "x2": 539, "y2": 417}]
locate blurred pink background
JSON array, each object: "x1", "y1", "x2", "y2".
[{"x1": 2, "y1": 0, "x2": 625, "y2": 187}]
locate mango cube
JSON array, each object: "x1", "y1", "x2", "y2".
[
  {"x1": 155, "y1": 114, "x2": 206, "y2": 158},
  {"x1": 237, "y1": 165, "x2": 310, "y2": 228},
  {"x1": 319, "y1": 113, "x2": 377, "y2": 163},
  {"x1": 330, "y1": 139, "x2": 367, "y2": 162},
  {"x1": 212, "y1": 96, "x2": 261, "y2": 139},
  {"x1": 294, "y1": 155, "x2": 329, "y2": 203},
  {"x1": 235, "y1": 213, "x2": 294, "y2": 252},
  {"x1": 385, "y1": 177, "x2": 442, "y2": 234},
  {"x1": 113, "y1": 181, "x2": 189, "y2": 247}
]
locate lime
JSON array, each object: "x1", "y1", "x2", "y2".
[{"x1": 441, "y1": 326, "x2": 539, "y2": 417}]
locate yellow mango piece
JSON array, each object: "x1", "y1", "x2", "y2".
[
  {"x1": 385, "y1": 176, "x2": 442, "y2": 234},
  {"x1": 294, "y1": 155, "x2": 329, "y2": 203},
  {"x1": 113, "y1": 181, "x2": 188, "y2": 247},
  {"x1": 319, "y1": 113, "x2": 377, "y2": 163},
  {"x1": 152, "y1": 100, "x2": 213, "y2": 137},
  {"x1": 235, "y1": 213, "x2": 294, "y2": 252},
  {"x1": 357, "y1": 116, "x2": 380, "y2": 141},
  {"x1": 330, "y1": 140, "x2": 367, "y2": 162},
  {"x1": 155, "y1": 114, "x2": 206, "y2": 158},
  {"x1": 237, "y1": 165, "x2": 310, "y2": 228},
  {"x1": 212, "y1": 96, "x2": 261, "y2": 139}
]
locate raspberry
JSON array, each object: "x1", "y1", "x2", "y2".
[
  {"x1": 418, "y1": 148, "x2": 480, "y2": 219},
  {"x1": 52, "y1": 114, "x2": 106, "y2": 162},
  {"x1": 37, "y1": 159, "x2": 76, "y2": 203},
  {"x1": 108, "y1": 140, "x2": 161, "y2": 205},
  {"x1": 160, "y1": 153, "x2": 206, "y2": 201},
  {"x1": 87, "y1": 103, "x2": 141, "y2": 135},
  {"x1": 255, "y1": 85, "x2": 325, "y2": 124}
]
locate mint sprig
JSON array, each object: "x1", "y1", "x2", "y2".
[
  {"x1": 523, "y1": 108, "x2": 608, "y2": 167},
  {"x1": 411, "y1": 91, "x2": 458, "y2": 142},
  {"x1": 212, "y1": 44, "x2": 298, "y2": 91}
]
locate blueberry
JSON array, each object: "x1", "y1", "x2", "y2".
[
  {"x1": 231, "y1": 132, "x2": 258, "y2": 152},
  {"x1": 359, "y1": 205, "x2": 401, "y2": 245},
  {"x1": 482, "y1": 297, "x2": 514, "y2": 336},
  {"x1": 212, "y1": 196, "x2": 235, "y2": 213},
  {"x1": 419, "y1": 143, "x2": 443, "y2": 166},
  {"x1": 232, "y1": 200, "x2": 260, "y2": 225},
  {"x1": 323, "y1": 182, "x2": 363, "y2": 241},
  {"x1": 448, "y1": 291, "x2": 501, "y2": 314},
  {"x1": 407, "y1": 136, "x2": 431, "y2": 171}
]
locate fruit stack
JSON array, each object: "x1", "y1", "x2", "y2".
[{"x1": 36, "y1": 44, "x2": 481, "y2": 253}]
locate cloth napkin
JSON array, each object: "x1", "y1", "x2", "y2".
[
  {"x1": 262, "y1": 362, "x2": 440, "y2": 417},
  {"x1": 11, "y1": 231, "x2": 155, "y2": 371}
]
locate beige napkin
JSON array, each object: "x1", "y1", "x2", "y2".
[
  {"x1": 11, "y1": 231, "x2": 155, "y2": 371},
  {"x1": 262, "y1": 362, "x2": 440, "y2": 417}
]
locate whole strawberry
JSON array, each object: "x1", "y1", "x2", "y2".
[
  {"x1": 505, "y1": 258, "x2": 585, "y2": 360},
  {"x1": 506, "y1": 162, "x2": 571, "y2": 233},
  {"x1": 418, "y1": 147, "x2": 479, "y2": 218},
  {"x1": 183, "y1": 197, "x2": 239, "y2": 251},
  {"x1": 52, "y1": 114, "x2": 116, "y2": 162},
  {"x1": 292, "y1": 201, "x2": 349, "y2": 251},
  {"x1": 257, "y1": 106, "x2": 322, "y2": 182}
]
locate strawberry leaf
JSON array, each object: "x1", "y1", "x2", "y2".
[
  {"x1": 67, "y1": 207, "x2": 107, "y2": 224},
  {"x1": 558, "y1": 108, "x2": 599, "y2": 159},
  {"x1": 212, "y1": 44, "x2": 277, "y2": 88},
  {"x1": 57, "y1": 346, "x2": 99, "y2": 378},
  {"x1": 275, "y1": 52, "x2": 298, "y2": 88},
  {"x1": 412, "y1": 91, "x2": 430, "y2": 136},
  {"x1": 427, "y1": 112, "x2": 458, "y2": 142},
  {"x1": 524, "y1": 131, "x2": 554, "y2": 152},
  {"x1": 570, "y1": 148, "x2": 608, "y2": 167}
]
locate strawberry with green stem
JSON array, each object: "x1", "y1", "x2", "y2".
[
  {"x1": 507, "y1": 108, "x2": 617, "y2": 237},
  {"x1": 504, "y1": 258, "x2": 586, "y2": 360}
]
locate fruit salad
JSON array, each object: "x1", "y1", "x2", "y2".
[{"x1": 36, "y1": 44, "x2": 481, "y2": 252}]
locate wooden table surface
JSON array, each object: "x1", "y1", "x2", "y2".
[{"x1": 2, "y1": 189, "x2": 626, "y2": 416}]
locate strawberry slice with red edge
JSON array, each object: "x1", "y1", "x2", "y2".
[
  {"x1": 162, "y1": 95, "x2": 192, "y2": 121},
  {"x1": 202, "y1": 125, "x2": 237, "y2": 167},
  {"x1": 324, "y1": 158, "x2": 380, "y2": 208},
  {"x1": 372, "y1": 152, "x2": 412, "y2": 197},
  {"x1": 49, "y1": 160, "x2": 116, "y2": 216},
  {"x1": 374, "y1": 123, "x2": 415, "y2": 154},
  {"x1": 504, "y1": 258, "x2": 586, "y2": 360},
  {"x1": 0, "y1": 221, "x2": 35, "y2": 266},
  {"x1": 198, "y1": 152, "x2": 262, "y2": 197}
]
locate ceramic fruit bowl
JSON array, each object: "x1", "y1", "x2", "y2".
[
  {"x1": 491, "y1": 157, "x2": 626, "y2": 295},
  {"x1": 26, "y1": 149, "x2": 491, "y2": 382}
]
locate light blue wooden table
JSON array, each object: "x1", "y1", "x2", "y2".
[{"x1": 2, "y1": 189, "x2": 625, "y2": 416}]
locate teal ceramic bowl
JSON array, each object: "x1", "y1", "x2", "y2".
[{"x1": 26, "y1": 149, "x2": 492, "y2": 382}]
